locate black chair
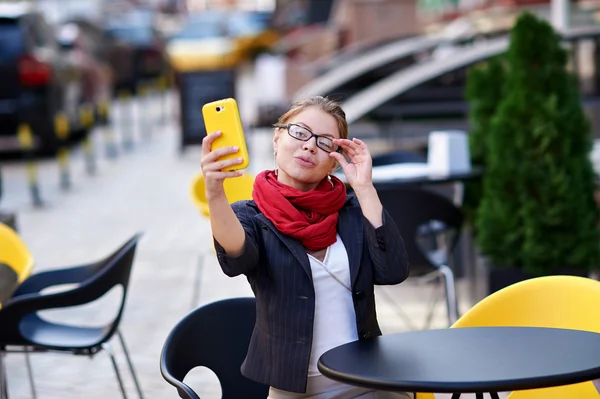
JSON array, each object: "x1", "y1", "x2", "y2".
[
  {"x1": 377, "y1": 186, "x2": 463, "y2": 328},
  {"x1": 0, "y1": 233, "x2": 144, "y2": 399},
  {"x1": 160, "y1": 297, "x2": 269, "y2": 399},
  {"x1": 371, "y1": 150, "x2": 427, "y2": 167}
]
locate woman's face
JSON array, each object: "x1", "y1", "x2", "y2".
[{"x1": 274, "y1": 107, "x2": 340, "y2": 191}]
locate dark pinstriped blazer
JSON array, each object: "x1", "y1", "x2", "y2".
[{"x1": 214, "y1": 194, "x2": 409, "y2": 394}]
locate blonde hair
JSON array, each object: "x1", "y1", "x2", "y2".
[{"x1": 275, "y1": 96, "x2": 348, "y2": 139}]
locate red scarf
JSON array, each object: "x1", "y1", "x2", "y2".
[{"x1": 252, "y1": 170, "x2": 347, "y2": 251}]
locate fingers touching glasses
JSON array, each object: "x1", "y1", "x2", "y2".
[{"x1": 274, "y1": 124, "x2": 340, "y2": 153}]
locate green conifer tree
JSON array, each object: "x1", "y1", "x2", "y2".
[{"x1": 475, "y1": 12, "x2": 600, "y2": 274}]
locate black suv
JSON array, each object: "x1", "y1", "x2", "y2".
[{"x1": 0, "y1": 3, "x2": 85, "y2": 154}]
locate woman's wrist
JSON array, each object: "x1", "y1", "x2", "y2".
[
  {"x1": 353, "y1": 184, "x2": 383, "y2": 228},
  {"x1": 206, "y1": 188, "x2": 227, "y2": 203},
  {"x1": 352, "y1": 183, "x2": 376, "y2": 200}
]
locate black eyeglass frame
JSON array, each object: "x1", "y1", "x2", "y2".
[{"x1": 273, "y1": 123, "x2": 343, "y2": 154}]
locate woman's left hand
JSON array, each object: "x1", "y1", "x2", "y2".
[{"x1": 330, "y1": 138, "x2": 373, "y2": 190}]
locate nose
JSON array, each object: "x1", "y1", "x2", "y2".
[{"x1": 302, "y1": 136, "x2": 318, "y2": 153}]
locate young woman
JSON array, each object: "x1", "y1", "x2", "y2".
[{"x1": 200, "y1": 96, "x2": 411, "y2": 399}]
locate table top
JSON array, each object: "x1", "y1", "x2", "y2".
[{"x1": 317, "y1": 327, "x2": 600, "y2": 393}]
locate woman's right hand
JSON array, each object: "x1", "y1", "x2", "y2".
[{"x1": 201, "y1": 131, "x2": 244, "y2": 200}]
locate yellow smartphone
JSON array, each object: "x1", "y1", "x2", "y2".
[{"x1": 202, "y1": 98, "x2": 250, "y2": 171}]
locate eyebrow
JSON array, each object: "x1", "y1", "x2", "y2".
[{"x1": 296, "y1": 122, "x2": 335, "y2": 138}]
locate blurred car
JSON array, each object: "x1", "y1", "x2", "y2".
[
  {"x1": 166, "y1": 10, "x2": 279, "y2": 72},
  {"x1": 0, "y1": 2, "x2": 86, "y2": 154},
  {"x1": 103, "y1": 10, "x2": 170, "y2": 94}
]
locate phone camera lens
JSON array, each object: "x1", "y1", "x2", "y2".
[{"x1": 216, "y1": 106, "x2": 223, "y2": 112}]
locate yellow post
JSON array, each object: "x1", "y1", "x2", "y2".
[
  {"x1": 17, "y1": 124, "x2": 42, "y2": 207},
  {"x1": 98, "y1": 101, "x2": 108, "y2": 126},
  {"x1": 80, "y1": 103, "x2": 95, "y2": 128},
  {"x1": 55, "y1": 113, "x2": 70, "y2": 189},
  {"x1": 79, "y1": 104, "x2": 96, "y2": 175}
]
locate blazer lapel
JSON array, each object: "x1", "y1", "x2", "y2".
[
  {"x1": 255, "y1": 213, "x2": 313, "y2": 282},
  {"x1": 337, "y1": 200, "x2": 363, "y2": 288}
]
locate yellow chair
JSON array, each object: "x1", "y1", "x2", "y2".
[
  {"x1": 417, "y1": 276, "x2": 600, "y2": 399},
  {"x1": 189, "y1": 172, "x2": 255, "y2": 308},
  {"x1": 453, "y1": 275, "x2": 600, "y2": 398},
  {"x1": 190, "y1": 172, "x2": 255, "y2": 218},
  {"x1": 0, "y1": 223, "x2": 35, "y2": 306},
  {"x1": 416, "y1": 393, "x2": 435, "y2": 399}
]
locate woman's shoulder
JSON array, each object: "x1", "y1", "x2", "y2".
[{"x1": 231, "y1": 199, "x2": 260, "y2": 218}]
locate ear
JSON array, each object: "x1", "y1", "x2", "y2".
[
  {"x1": 273, "y1": 130, "x2": 280, "y2": 153},
  {"x1": 328, "y1": 160, "x2": 337, "y2": 175}
]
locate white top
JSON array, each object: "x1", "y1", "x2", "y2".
[{"x1": 307, "y1": 234, "x2": 358, "y2": 376}]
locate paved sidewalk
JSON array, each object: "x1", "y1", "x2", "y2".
[{"x1": 1, "y1": 92, "x2": 479, "y2": 399}]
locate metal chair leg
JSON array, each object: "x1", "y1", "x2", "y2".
[
  {"x1": 117, "y1": 330, "x2": 144, "y2": 398},
  {"x1": 102, "y1": 342, "x2": 128, "y2": 399},
  {"x1": 23, "y1": 348, "x2": 36, "y2": 399},
  {"x1": 439, "y1": 264, "x2": 459, "y2": 326},
  {"x1": 1, "y1": 351, "x2": 8, "y2": 399},
  {"x1": 190, "y1": 252, "x2": 205, "y2": 309},
  {"x1": 422, "y1": 279, "x2": 443, "y2": 330}
]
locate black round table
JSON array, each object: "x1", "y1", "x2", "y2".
[{"x1": 317, "y1": 327, "x2": 600, "y2": 398}]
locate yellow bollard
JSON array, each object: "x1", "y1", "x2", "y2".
[
  {"x1": 79, "y1": 104, "x2": 96, "y2": 175},
  {"x1": 97, "y1": 101, "x2": 109, "y2": 126},
  {"x1": 80, "y1": 104, "x2": 95, "y2": 128},
  {"x1": 55, "y1": 113, "x2": 70, "y2": 189},
  {"x1": 17, "y1": 124, "x2": 43, "y2": 207}
]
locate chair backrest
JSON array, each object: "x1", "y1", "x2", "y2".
[
  {"x1": 376, "y1": 186, "x2": 463, "y2": 276},
  {"x1": 190, "y1": 173, "x2": 255, "y2": 218},
  {"x1": 0, "y1": 233, "x2": 142, "y2": 347},
  {"x1": 0, "y1": 223, "x2": 34, "y2": 283},
  {"x1": 77, "y1": 233, "x2": 142, "y2": 338},
  {"x1": 453, "y1": 276, "x2": 600, "y2": 398},
  {"x1": 453, "y1": 275, "x2": 600, "y2": 330},
  {"x1": 160, "y1": 297, "x2": 269, "y2": 399}
]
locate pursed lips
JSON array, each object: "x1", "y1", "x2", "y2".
[{"x1": 295, "y1": 156, "x2": 315, "y2": 167}]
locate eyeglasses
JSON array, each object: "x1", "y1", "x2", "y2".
[{"x1": 273, "y1": 123, "x2": 341, "y2": 153}]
